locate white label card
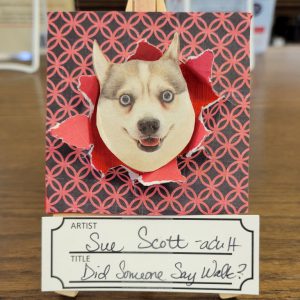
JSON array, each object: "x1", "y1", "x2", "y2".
[{"x1": 42, "y1": 216, "x2": 259, "y2": 295}]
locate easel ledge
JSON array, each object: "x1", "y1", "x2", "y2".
[
  {"x1": 54, "y1": 1, "x2": 235, "y2": 298},
  {"x1": 126, "y1": 0, "x2": 166, "y2": 12}
]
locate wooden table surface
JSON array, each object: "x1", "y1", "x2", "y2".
[{"x1": 0, "y1": 46, "x2": 299, "y2": 299}]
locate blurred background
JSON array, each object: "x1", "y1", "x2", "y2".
[
  {"x1": 0, "y1": 0, "x2": 299, "y2": 299},
  {"x1": 0, "y1": 0, "x2": 300, "y2": 71}
]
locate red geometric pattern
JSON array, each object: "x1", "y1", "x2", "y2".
[{"x1": 46, "y1": 12, "x2": 251, "y2": 215}]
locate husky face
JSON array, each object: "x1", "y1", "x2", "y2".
[{"x1": 93, "y1": 35, "x2": 195, "y2": 172}]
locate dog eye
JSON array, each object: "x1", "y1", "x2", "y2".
[
  {"x1": 119, "y1": 94, "x2": 133, "y2": 106},
  {"x1": 160, "y1": 90, "x2": 174, "y2": 103}
]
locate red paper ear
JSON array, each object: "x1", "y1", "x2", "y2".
[
  {"x1": 50, "y1": 115, "x2": 93, "y2": 149},
  {"x1": 129, "y1": 41, "x2": 163, "y2": 61}
]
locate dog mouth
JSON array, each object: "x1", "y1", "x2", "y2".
[
  {"x1": 123, "y1": 126, "x2": 174, "y2": 153},
  {"x1": 137, "y1": 137, "x2": 161, "y2": 152}
]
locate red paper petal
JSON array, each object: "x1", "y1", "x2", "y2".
[
  {"x1": 78, "y1": 75, "x2": 100, "y2": 106},
  {"x1": 181, "y1": 51, "x2": 218, "y2": 117},
  {"x1": 140, "y1": 159, "x2": 185, "y2": 184},
  {"x1": 89, "y1": 105, "x2": 123, "y2": 173},
  {"x1": 185, "y1": 51, "x2": 214, "y2": 84},
  {"x1": 50, "y1": 115, "x2": 93, "y2": 149},
  {"x1": 185, "y1": 120, "x2": 210, "y2": 155},
  {"x1": 129, "y1": 41, "x2": 163, "y2": 61}
]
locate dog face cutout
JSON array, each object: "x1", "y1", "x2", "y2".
[{"x1": 93, "y1": 35, "x2": 195, "y2": 172}]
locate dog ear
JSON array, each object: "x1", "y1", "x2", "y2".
[
  {"x1": 93, "y1": 40, "x2": 111, "y2": 81},
  {"x1": 161, "y1": 33, "x2": 180, "y2": 61}
]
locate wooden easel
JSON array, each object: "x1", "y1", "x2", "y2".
[
  {"x1": 126, "y1": 0, "x2": 166, "y2": 11},
  {"x1": 54, "y1": 1, "x2": 235, "y2": 298}
]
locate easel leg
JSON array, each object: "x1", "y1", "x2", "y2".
[
  {"x1": 55, "y1": 291, "x2": 79, "y2": 297},
  {"x1": 219, "y1": 294, "x2": 237, "y2": 299}
]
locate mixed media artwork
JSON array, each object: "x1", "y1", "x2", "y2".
[{"x1": 46, "y1": 12, "x2": 251, "y2": 215}]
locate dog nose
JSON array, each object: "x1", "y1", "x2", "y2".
[{"x1": 137, "y1": 118, "x2": 160, "y2": 135}]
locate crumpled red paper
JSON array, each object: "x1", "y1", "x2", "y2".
[{"x1": 50, "y1": 40, "x2": 219, "y2": 185}]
